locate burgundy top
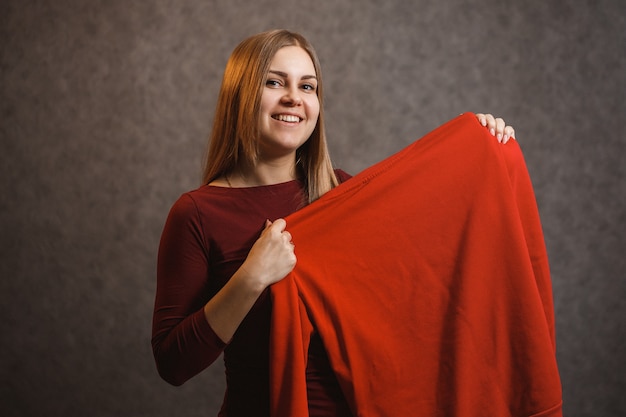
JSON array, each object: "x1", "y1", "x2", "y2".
[{"x1": 152, "y1": 172, "x2": 352, "y2": 417}]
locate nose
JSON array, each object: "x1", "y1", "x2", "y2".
[{"x1": 281, "y1": 87, "x2": 302, "y2": 106}]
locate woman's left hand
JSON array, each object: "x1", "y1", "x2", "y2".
[{"x1": 475, "y1": 113, "x2": 515, "y2": 144}]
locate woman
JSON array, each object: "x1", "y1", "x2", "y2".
[{"x1": 152, "y1": 29, "x2": 514, "y2": 416}]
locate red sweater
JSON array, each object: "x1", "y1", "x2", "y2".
[{"x1": 269, "y1": 113, "x2": 562, "y2": 416}]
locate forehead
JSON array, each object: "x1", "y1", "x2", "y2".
[{"x1": 269, "y1": 46, "x2": 316, "y2": 75}]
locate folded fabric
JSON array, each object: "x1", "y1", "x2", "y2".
[{"x1": 269, "y1": 113, "x2": 562, "y2": 417}]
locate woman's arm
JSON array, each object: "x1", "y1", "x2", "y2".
[{"x1": 152, "y1": 196, "x2": 295, "y2": 385}]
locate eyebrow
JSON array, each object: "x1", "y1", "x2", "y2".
[{"x1": 268, "y1": 70, "x2": 317, "y2": 81}]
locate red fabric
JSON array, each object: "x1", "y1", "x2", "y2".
[{"x1": 270, "y1": 113, "x2": 562, "y2": 417}]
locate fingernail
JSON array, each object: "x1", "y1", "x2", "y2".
[
  {"x1": 481, "y1": 119, "x2": 487, "y2": 126},
  {"x1": 503, "y1": 134, "x2": 509, "y2": 142},
  {"x1": 490, "y1": 128, "x2": 495, "y2": 136}
]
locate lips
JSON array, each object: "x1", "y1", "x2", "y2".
[{"x1": 272, "y1": 114, "x2": 302, "y2": 123}]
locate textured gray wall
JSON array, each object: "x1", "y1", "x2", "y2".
[{"x1": 1, "y1": 1, "x2": 624, "y2": 416}]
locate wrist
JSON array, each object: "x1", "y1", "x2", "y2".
[{"x1": 233, "y1": 264, "x2": 268, "y2": 295}]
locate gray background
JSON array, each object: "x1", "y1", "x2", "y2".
[{"x1": 1, "y1": 0, "x2": 624, "y2": 416}]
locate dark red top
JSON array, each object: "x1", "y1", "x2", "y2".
[{"x1": 152, "y1": 172, "x2": 352, "y2": 417}]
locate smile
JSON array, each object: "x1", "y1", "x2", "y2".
[{"x1": 273, "y1": 114, "x2": 301, "y2": 123}]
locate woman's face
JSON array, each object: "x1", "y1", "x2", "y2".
[{"x1": 257, "y1": 46, "x2": 320, "y2": 160}]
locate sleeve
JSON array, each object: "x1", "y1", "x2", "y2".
[{"x1": 151, "y1": 194, "x2": 227, "y2": 386}]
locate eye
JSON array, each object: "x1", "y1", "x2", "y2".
[
  {"x1": 266, "y1": 79, "x2": 282, "y2": 88},
  {"x1": 301, "y1": 83, "x2": 317, "y2": 92}
]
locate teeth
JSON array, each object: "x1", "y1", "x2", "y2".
[{"x1": 275, "y1": 114, "x2": 300, "y2": 122}]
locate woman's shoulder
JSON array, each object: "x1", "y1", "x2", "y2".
[
  {"x1": 334, "y1": 169, "x2": 352, "y2": 183},
  {"x1": 167, "y1": 185, "x2": 227, "y2": 217}
]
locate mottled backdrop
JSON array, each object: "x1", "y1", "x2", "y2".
[{"x1": 1, "y1": 0, "x2": 624, "y2": 416}]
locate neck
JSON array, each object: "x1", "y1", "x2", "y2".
[{"x1": 232, "y1": 157, "x2": 298, "y2": 187}]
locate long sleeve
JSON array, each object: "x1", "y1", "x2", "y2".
[{"x1": 151, "y1": 194, "x2": 227, "y2": 386}]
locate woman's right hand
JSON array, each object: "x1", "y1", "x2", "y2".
[
  {"x1": 202, "y1": 219, "x2": 296, "y2": 343},
  {"x1": 239, "y1": 218, "x2": 296, "y2": 290}
]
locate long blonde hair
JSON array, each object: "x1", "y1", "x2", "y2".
[{"x1": 201, "y1": 29, "x2": 338, "y2": 203}]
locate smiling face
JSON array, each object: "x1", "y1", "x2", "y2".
[{"x1": 257, "y1": 46, "x2": 320, "y2": 161}]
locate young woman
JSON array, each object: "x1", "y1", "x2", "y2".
[{"x1": 152, "y1": 29, "x2": 515, "y2": 417}]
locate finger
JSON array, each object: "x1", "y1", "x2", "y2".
[
  {"x1": 271, "y1": 218, "x2": 287, "y2": 232},
  {"x1": 495, "y1": 118, "x2": 506, "y2": 142},
  {"x1": 484, "y1": 114, "x2": 496, "y2": 136},
  {"x1": 282, "y1": 231, "x2": 292, "y2": 243},
  {"x1": 475, "y1": 113, "x2": 487, "y2": 127},
  {"x1": 503, "y1": 126, "x2": 515, "y2": 143}
]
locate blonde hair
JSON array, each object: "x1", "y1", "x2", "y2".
[{"x1": 201, "y1": 29, "x2": 338, "y2": 203}]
